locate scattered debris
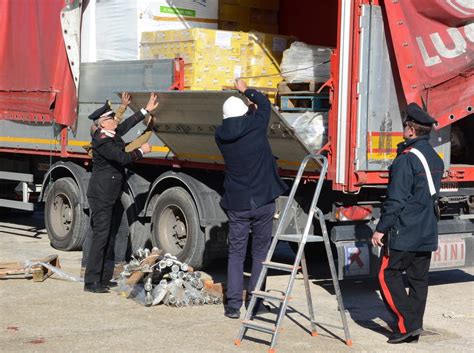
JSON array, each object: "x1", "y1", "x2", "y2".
[
  {"x1": 116, "y1": 248, "x2": 223, "y2": 307},
  {"x1": 442, "y1": 311, "x2": 474, "y2": 319},
  {"x1": 0, "y1": 255, "x2": 69, "y2": 282}
]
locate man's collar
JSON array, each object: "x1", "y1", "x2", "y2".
[
  {"x1": 397, "y1": 134, "x2": 430, "y2": 154},
  {"x1": 101, "y1": 129, "x2": 116, "y2": 137}
]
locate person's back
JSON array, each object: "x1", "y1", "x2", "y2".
[
  {"x1": 372, "y1": 102, "x2": 445, "y2": 344},
  {"x1": 215, "y1": 87, "x2": 286, "y2": 211},
  {"x1": 215, "y1": 79, "x2": 287, "y2": 320},
  {"x1": 383, "y1": 135, "x2": 444, "y2": 252}
]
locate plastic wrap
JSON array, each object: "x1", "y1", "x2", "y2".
[
  {"x1": 81, "y1": 0, "x2": 218, "y2": 62},
  {"x1": 23, "y1": 261, "x2": 83, "y2": 282},
  {"x1": 283, "y1": 112, "x2": 328, "y2": 152},
  {"x1": 280, "y1": 42, "x2": 331, "y2": 83}
]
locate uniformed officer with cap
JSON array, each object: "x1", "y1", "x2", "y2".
[
  {"x1": 84, "y1": 92, "x2": 159, "y2": 293},
  {"x1": 372, "y1": 102, "x2": 444, "y2": 343}
]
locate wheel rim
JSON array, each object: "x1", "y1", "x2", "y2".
[
  {"x1": 50, "y1": 193, "x2": 73, "y2": 239},
  {"x1": 158, "y1": 204, "x2": 188, "y2": 255}
]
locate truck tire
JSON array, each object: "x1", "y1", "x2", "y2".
[
  {"x1": 44, "y1": 177, "x2": 88, "y2": 251},
  {"x1": 151, "y1": 187, "x2": 205, "y2": 269},
  {"x1": 121, "y1": 191, "x2": 149, "y2": 254}
]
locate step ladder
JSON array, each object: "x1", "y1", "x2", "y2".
[{"x1": 234, "y1": 154, "x2": 352, "y2": 352}]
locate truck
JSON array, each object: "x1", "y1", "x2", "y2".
[{"x1": 0, "y1": 0, "x2": 472, "y2": 278}]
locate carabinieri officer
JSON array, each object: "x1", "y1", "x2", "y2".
[
  {"x1": 84, "y1": 93, "x2": 159, "y2": 293},
  {"x1": 372, "y1": 103, "x2": 444, "y2": 343}
]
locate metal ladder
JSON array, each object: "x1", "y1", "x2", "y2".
[{"x1": 234, "y1": 154, "x2": 352, "y2": 352}]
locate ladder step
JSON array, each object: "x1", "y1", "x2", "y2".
[
  {"x1": 252, "y1": 290, "x2": 286, "y2": 302},
  {"x1": 277, "y1": 234, "x2": 323, "y2": 243},
  {"x1": 262, "y1": 261, "x2": 299, "y2": 272},
  {"x1": 242, "y1": 320, "x2": 277, "y2": 334}
]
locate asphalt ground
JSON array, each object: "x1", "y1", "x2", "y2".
[{"x1": 0, "y1": 209, "x2": 473, "y2": 353}]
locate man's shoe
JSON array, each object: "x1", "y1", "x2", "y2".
[
  {"x1": 224, "y1": 306, "x2": 241, "y2": 319},
  {"x1": 387, "y1": 328, "x2": 423, "y2": 344},
  {"x1": 84, "y1": 282, "x2": 109, "y2": 293},
  {"x1": 102, "y1": 280, "x2": 118, "y2": 288}
]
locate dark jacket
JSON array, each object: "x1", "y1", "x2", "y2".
[
  {"x1": 376, "y1": 135, "x2": 444, "y2": 251},
  {"x1": 87, "y1": 110, "x2": 146, "y2": 201},
  {"x1": 215, "y1": 89, "x2": 288, "y2": 211}
]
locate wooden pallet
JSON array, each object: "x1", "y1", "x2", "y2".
[
  {"x1": 277, "y1": 80, "x2": 325, "y2": 94},
  {"x1": 0, "y1": 254, "x2": 60, "y2": 282}
]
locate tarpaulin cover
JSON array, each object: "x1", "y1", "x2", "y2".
[
  {"x1": 384, "y1": 0, "x2": 473, "y2": 128},
  {"x1": 0, "y1": 0, "x2": 77, "y2": 127}
]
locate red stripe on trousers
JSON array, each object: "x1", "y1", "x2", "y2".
[{"x1": 379, "y1": 255, "x2": 407, "y2": 333}]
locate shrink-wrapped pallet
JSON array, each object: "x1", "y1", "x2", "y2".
[{"x1": 280, "y1": 42, "x2": 332, "y2": 83}]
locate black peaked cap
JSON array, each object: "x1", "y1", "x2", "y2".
[
  {"x1": 405, "y1": 102, "x2": 436, "y2": 126},
  {"x1": 88, "y1": 101, "x2": 113, "y2": 121}
]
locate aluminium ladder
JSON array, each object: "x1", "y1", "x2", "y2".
[{"x1": 234, "y1": 154, "x2": 352, "y2": 352}]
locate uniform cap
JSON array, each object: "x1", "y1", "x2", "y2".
[
  {"x1": 405, "y1": 103, "x2": 436, "y2": 126},
  {"x1": 223, "y1": 96, "x2": 248, "y2": 119},
  {"x1": 88, "y1": 101, "x2": 115, "y2": 121}
]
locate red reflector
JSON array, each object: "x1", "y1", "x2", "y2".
[{"x1": 336, "y1": 205, "x2": 373, "y2": 221}]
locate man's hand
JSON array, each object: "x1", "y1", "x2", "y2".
[
  {"x1": 140, "y1": 143, "x2": 151, "y2": 154},
  {"x1": 121, "y1": 92, "x2": 131, "y2": 106},
  {"x1": 235, "y1": 78, "x2": 247, "y2": 93},
  {"x1": 145, "y1": 93, "x2": 159, "y2": 112},
  {"x1": 371, "y1": 231, "x2": 385, "y2": 247}
]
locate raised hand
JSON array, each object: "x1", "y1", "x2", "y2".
[
  {"x1": 121, "y1": 92, "x2": 131, "y2": 106},
  {"x1": 234, "y1": 78, "x2": 247, "y2": 93},
  {"x1": 145, "y1": 93, "x2": 159, "y2": 112}
]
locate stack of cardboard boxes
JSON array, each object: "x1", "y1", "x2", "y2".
[
  {"x1": 140, "y1": 28, "x2": 294, "y2": 92},
  {"x1": 218, "y1": 0, "x2": 279, "y2": 34}
]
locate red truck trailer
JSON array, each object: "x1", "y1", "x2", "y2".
[{"x1": 0, "y1": 0, "x2": 472, "y2": 277}]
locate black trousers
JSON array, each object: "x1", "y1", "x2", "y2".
[
  {"x1": 81, "y1": 202, "x2": 128, "y2": 268},
  {"x1": 226, "y1": 202, "x2": 275, "y2": 309},
  {"x1": 84, "y1": 196, "x2": 123, "y2": 284},
  {"x1": 378, "y1": 249, "x2": 431, "y2": 334}
]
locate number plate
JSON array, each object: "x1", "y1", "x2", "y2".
[{"x1": 431, "y1": 235, "x2": 466, "y2": 269}]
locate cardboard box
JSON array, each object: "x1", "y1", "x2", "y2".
[
  {"x1": 140, "y1": 27, "x2": 293, "y2": 91},
  {"x1": 218, "y1": 2, "x2": 279, "y2": 34}
]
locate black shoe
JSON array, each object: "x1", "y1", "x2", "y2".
[
  {"x1": 102, "y1": 280, "x2": 118, "y2": 288},
  {"x1": 84, "y1": 282, "x2": 109, "y2": 293},
  {"x1": 387, "y1": 328, "x2": 423, "y2": 344},
  {"x1": 224, "y1": 306, "x2": 241, "y2": 319}
]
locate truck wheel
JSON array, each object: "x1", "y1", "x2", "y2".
[
  {"x1": 151, "y1": 187, "x2": 205, "y2": 269},
  {"x1": 44, "y1": 177, "x2": 88, "y2": 251},
  {"x1": 121, "y1": 191, "x2": 149, "y2": 254}
]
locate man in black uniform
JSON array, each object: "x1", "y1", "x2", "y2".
[
  {"x1": 372, "y1": 103, "x2": 444, "y2": 343},
  {"x1": 84, "y1": 93, "x2": 159, "y2": 293},
  {"x1": 215, "y1": 79, "x2": 288, "y2": 319}
]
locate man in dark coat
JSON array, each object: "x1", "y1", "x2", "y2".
[
  {"x1": 372, "y1": 103, "x2": 444, "y2": 343},
  {"x1": 215, "y1": 79, "x2": 288, "y2": 319},
  {"x1": 84, "y1": 93, "x2": 159, "y2": 293}
]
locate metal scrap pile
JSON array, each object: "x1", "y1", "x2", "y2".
[{"x1": 116, "y1": 247, "x2": 222, "y2": 307}]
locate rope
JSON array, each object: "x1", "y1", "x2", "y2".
[{"x1": 238, "y1": 59, "x2": 330, "y2": 80}]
